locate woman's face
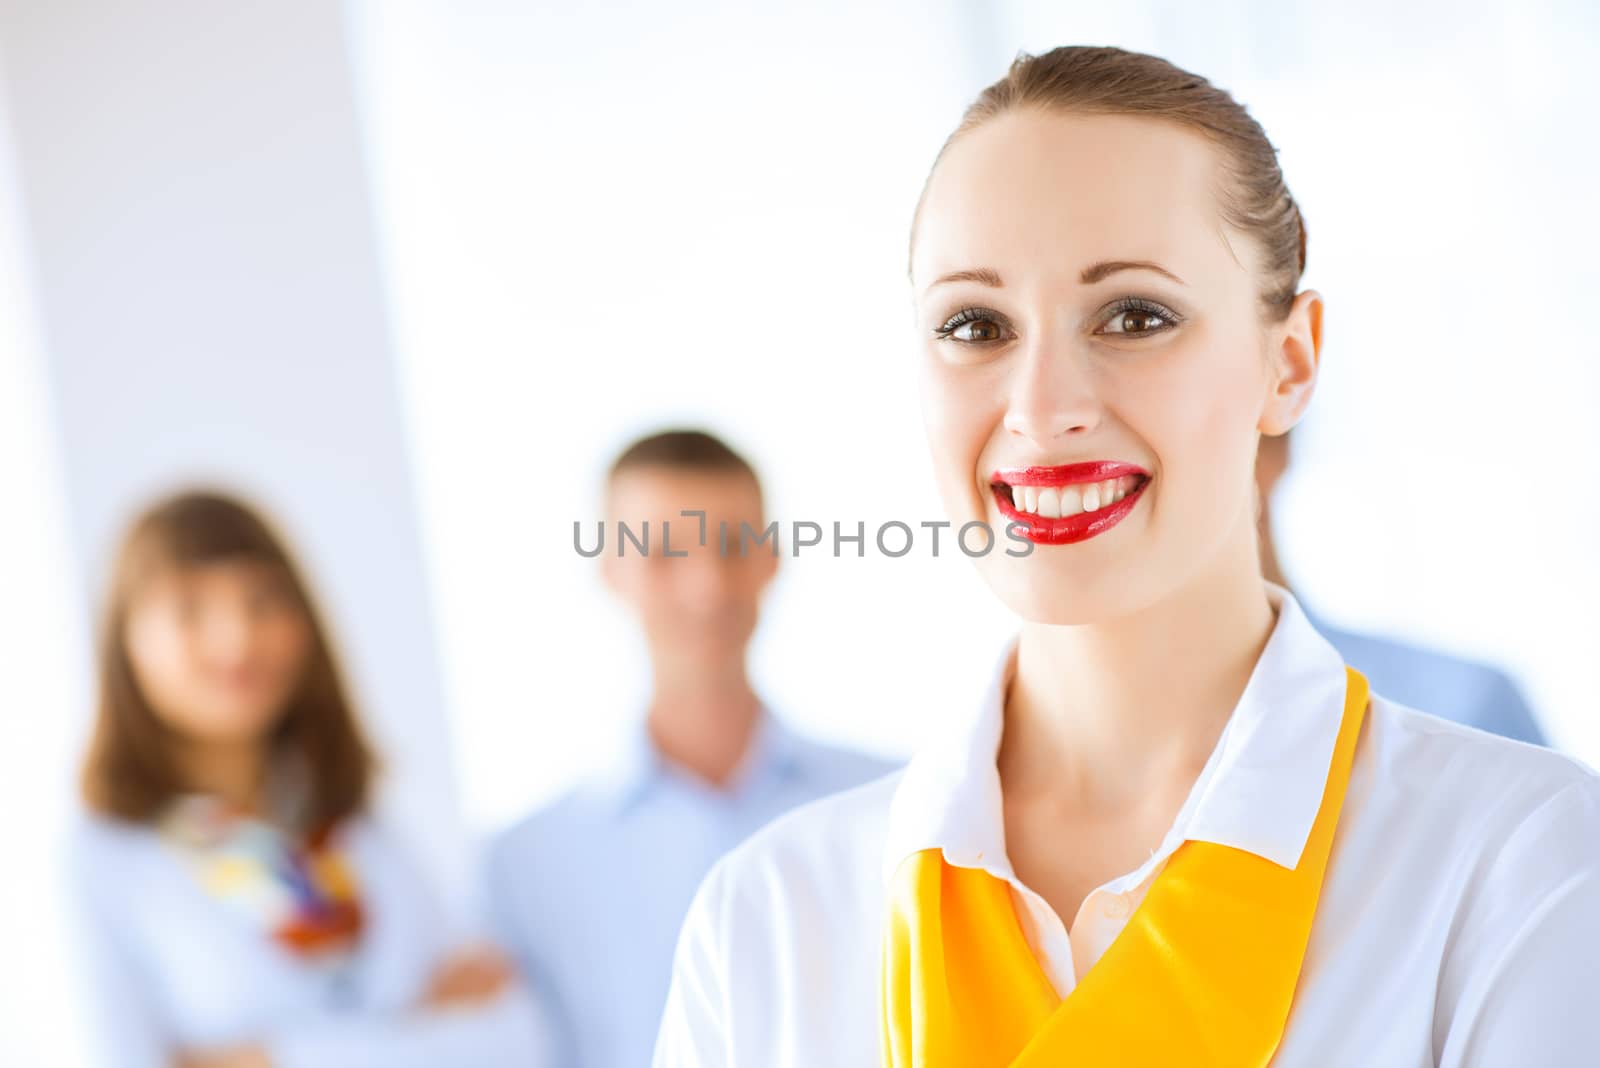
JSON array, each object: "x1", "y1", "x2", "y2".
[
  {"x1": 912, "y1": 109, "x2": 1317, "y2": 625},
  {"x1": 125, "y1": 559, "x2": 312, "y2": 746}
]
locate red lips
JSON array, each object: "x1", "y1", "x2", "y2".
[{"x1": 990, "y1": 462, "x2": 1150, "y2": 545}]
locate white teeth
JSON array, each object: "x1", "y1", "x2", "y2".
[{"x1": 1007, "y1": 477, "x2": 1140, "y2": 516}]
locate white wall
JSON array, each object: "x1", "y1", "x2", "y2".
[
  {"x1": 0, "y1": 0, "x2": 468, "y2": 901},
  {"x1": 351, "y1": 0, "x2": 1599, "y2": 836}
]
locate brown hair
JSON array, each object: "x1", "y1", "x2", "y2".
[
  {"x1": 608, "y1": 428, "x2": 762, "y2": 501},
  {"x1": 80, "y1": 490, "x2": 376, "y2": 828},
  {"x1": 913, "y1": 46, "x2": 1307, "y2": 318}
]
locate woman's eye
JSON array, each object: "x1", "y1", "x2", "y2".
[
  {"x1": 1106, "y1": 311, "x2": 1163, "y2": 334},
  {"x1": 935, "y1": 309, "x2": 1010, "y2": 345},
  {"x1": 950, "y1": 319, "x2": 1004, "y2": 342},
  {"x1": 1097, "y1": 302, "x2": 1180, "y2": 337}
]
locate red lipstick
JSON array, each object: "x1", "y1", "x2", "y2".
[{"x1": 990, "y1": 462, "x2": 1150, "y2": 545}]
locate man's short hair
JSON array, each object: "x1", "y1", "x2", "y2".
[{"x1": 607, "y1": 428, "x2": 761, "y2": 492}]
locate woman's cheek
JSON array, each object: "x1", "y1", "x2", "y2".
[
  {"x1": 921, "y1": 373, "x2": 973, "y2": 475},
  {"x1": 126, "y1": 613, "x2": 183, "y2": 687},
  {"x1": 923, "y1": 354, "x2": 1014, "y2": 525},
  {"x1": 1150, "y1": 346, "x2": 1253, "y2": 456},
  {"x1": 263, "y1": 616, "x2": 312, "y2": 692}
]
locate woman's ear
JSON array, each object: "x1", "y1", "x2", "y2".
[{"x1": 1260, "y1": 289, "x2": 1322, "y2": 435}]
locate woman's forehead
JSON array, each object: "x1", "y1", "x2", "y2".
[{"x1": 912, "y1": 110, "x2": 1244, "y2": 290}]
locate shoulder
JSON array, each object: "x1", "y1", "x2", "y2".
[
  {"x1": 1357, "y1": 695, "x2": 1598, "y2": 863},
  {"x1": 67, "y1": 809, "x2": 150, "y2": 852},
  {"x1": 783, "y1": 731, "x2": 902, "y2": 792},
  {"x1": 689, "y1": 768, "x2": 901, "y2": 930},
  {"x1": 1365, "y1": 694, "x2": 1589, "y2": 789},
  {"x1": 488, "y1": 782, "x2": 614, "y2": 878},
  {"x1": 65, "y1": 812, "x2": 165, "y2": 886},
  {"x1": 724, "y1": 767, "x2": 902, "y2": 873},
  {"x1": 1355, "y1": 702, "x2": 1600, "y2": 1045},
  {"x1": 63, "y1": 813, "x2": 188, "y2": 939},
  {"x1": 662, "y1": 770, "x2": 903, "y2": 1062}
]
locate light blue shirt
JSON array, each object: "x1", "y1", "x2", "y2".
[
  {"x1": 69, "y1": 813, "x2": 549, "y2": 1068},
  {"x1": 486, "y1": 714, "x2": 895, "y2": 1068},
  {"x1": 1306, "y1": 609, "x2": 1547, "y2": 746}
]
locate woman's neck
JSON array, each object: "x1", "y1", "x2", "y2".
[
  {"x1": 174, "y1": 737, "x2": 271, "y2": 814},
  {"x1": 997, "y1": 543, "x2": 1276, "y2": 812}
]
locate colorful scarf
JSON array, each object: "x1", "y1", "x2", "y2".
[{"x1": 159, "y1": 794, "x2": 365, "y2": 961}]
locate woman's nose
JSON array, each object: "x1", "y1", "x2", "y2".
[
  {"x1": 1001, "y1": 339, "x2": 1100, "y2": 446},
  {"x1": 201, "y1": 611, "x2": 253, "y2": 661}
]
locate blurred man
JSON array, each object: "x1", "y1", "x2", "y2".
[
  {"x1": 486, "y1": 429, "x2": 894, "y2": 1068},
  {"x1": 1257, "y1": 430, "x2": 1546, "y2": 744}
]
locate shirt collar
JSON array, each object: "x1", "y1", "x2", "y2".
[
  {"x1": 881, "y1": 582, "x2": 1350, "y2": 888},
  {"x1": 599, "y1": 704, "x2": 802, "y2": 814}
]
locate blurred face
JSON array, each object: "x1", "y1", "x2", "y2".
[
  {"x1": 911, "y1": 109, "x2": 1316, "y2": 624},
  {"x1": 124, "y1": 560, "x2": 312, "y2": 746},
  {"x1": 602, "y1": 466, "x2": 777, "y2": 665}
]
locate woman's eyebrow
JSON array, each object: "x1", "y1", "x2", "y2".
[
  {"x1": 1080, "y1": 260, "x2": 1186, "y2": 285},
  {"x1": 925, "y1": 267, "x2": 1004, "y2": 292},
  {"x1": 925, "y1": 260, "x2": 1186, "y2": 293}
]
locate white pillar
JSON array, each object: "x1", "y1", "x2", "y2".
[{"x1": 0, "y1": 0, "x2": 469, "y2": 914}]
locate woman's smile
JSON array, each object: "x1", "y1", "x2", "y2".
[{"x1": 989, "y1": 461, "x2": 1151, "y2": 544}]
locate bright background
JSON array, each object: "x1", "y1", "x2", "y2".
[
  {"x1": 345, "y1": 0, "x2": 1600, "y2": 827},
  {"x1": 2, "y1": 1, "x2": 1595, "y2": 1061}
]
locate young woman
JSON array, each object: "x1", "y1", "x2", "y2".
[
  {"x1": 652, "y1": 46, "x2": 1600, "y2": 1067},
  {"x1": 71, "y1": 491, "x2": 548, "y2": 1068}
]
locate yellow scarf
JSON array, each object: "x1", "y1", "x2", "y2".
[{"x1": 881, "y1": 667, "x2": 1369, "y2": 1068}]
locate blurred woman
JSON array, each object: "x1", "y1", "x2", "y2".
[{"x1": 71, "y1": 490, "x2": 547, "y2": 1068}]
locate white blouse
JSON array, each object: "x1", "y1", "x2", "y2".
[
  {"x1": 654, "y1": 585, "x2": 1600, "y2": 1067},
  {"x1": 69, "y1": 813, "x2": 548, "y2": 1068}
]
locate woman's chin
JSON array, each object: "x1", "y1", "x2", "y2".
[{"x1": 976, "y1": 556, "x2": 1155, "y2": 628}]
